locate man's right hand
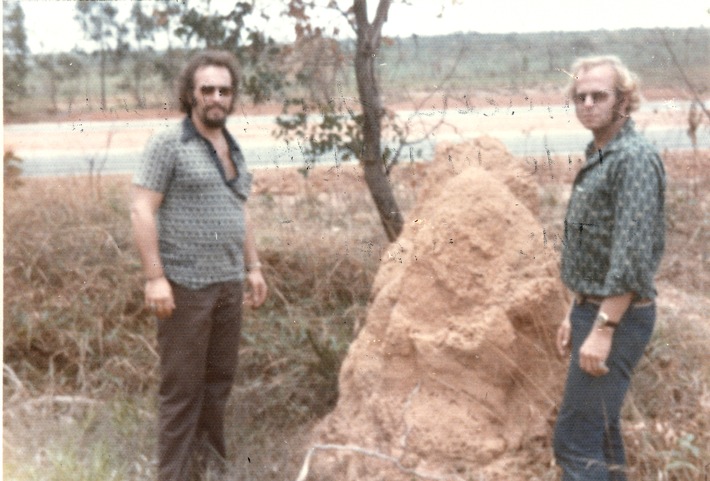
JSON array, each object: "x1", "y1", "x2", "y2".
[
  {"x1": 556, "y1": 317, "x2": 571, "y2": 357},
  {"x1": 145, "y1": 276, "x2": 175, "y2": 319}
]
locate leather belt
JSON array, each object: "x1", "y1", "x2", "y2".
[{"x1": 575, "y1": 293, "x2": 654, "y2": 308}]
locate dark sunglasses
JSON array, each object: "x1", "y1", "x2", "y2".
[
  {"x1": 199, "y1": 85, "x2": 234, "y2": 97},
  {"x1": 573, "y1": 90, "x2": 612, "y2": 105}
]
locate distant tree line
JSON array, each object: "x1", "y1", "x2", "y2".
[
  {"x1": 3, "y1": 1, "x2": 286, "y2": 116},
  {"x1": 3, "y1": 0, "x2": 30, "y2": 116},
  {"x1": 5, "y1": 2, "x2": 707, "y2": 119}
]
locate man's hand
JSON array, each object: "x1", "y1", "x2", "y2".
[
  {"x1": 579, "y1": 327, "x2": 613, "y2": 377},
  {"x1": 556, "y1": 317, "x2": 572, "y2": 357},
  {"x1": 244, "y1": 269, "x2": 267, "y2": 308},
  {"x1": 145, "y1": 276, "x2": 175, "y2": 319}
]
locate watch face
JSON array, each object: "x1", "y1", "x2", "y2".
[{"x1": 595, "y1": 312, "x2": 613, "y2": 328}]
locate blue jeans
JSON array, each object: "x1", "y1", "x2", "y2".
[{"x1": 553, "y1": 301, "x2": 655, "y2": 481}]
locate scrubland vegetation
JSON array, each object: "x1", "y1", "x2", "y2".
[
  {"x1": 4, "y1": 147, "x2": 709, "y2": 480},
  {"x1": 4, "y1": 14, "x2": 709, "y2": 480}
]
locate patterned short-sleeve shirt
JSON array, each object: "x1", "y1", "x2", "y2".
[
  {"x1": 133, "y1": 117, "x2": 253, "y2": 289},
  {"x1": 561, "y1": 119, "x2": 666, "y2": 299}
]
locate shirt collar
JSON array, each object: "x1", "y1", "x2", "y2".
[{"x1": 584, "y1": 118, "x2": 635, "y2": 160}]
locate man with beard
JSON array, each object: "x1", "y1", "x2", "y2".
[
  {"x1": 553, "y1": 55, "x2": 666, "y2": 480},
  {"x1": 130, "y1": 50, "x2": 268, "y2": 481}
]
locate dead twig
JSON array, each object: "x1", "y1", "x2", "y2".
[
  {"x1": 385, "y1": 42, "x2": 469, "y2": 173},
  {"x1": 294, "y1": 382, "x2": 465, "y2": 481},
  {"x1": 3, "y1": 363, "x2": 29, "y2": 401},
  {"x1": 294, "y1": 443, "x2": 465, "y2": 481},
  {"x1": 126, "y1": 332, "x2": 159, "y2": 360},
  {"x1": 399, "y1": 381, "x2": 421, "y2": 451},
  {"x1": 658, "y1": 28, "x2": 710, "y2": 122},
  {"x1": 19, "y1": 395, "x2": 101, "y2": 408}
]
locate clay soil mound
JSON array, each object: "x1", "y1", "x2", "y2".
[{"x1": 305, "y1": 137, "x2": 570, "y2": 480}]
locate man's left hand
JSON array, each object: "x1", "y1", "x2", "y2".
[
  {"x1": 579, "y1": 327, "x2": 613, "y2": 377},
  {"x1": 244, "y1": 269, "x2": 267, "y2": 308}
]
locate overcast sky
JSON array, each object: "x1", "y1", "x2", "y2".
[{"x1": 18, "y1": 0, "x2": 710, "y2": 54}]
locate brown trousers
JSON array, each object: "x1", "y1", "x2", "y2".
[{"x1": 156, "y1": 280, "x2": 243, "y2": 481}]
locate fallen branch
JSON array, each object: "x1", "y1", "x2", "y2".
[
  {"x1": 20, "y1": 395, "x2": 101, "y2": 408},
  {"x1": 3, "y1": 363, "x2": 29, "y2": 401},
  {"x1": 399, "y1": 382, "x2": 421, "y2": 450},
  {"x1": 294, "y1": 443, "x2": 464, "y2": 481},
  {"x1": 126, "y1": 332, "x2": 159, "y2": 360}
]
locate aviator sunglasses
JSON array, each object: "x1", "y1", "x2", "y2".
[
  {"x1": 573, "y1": 90, "x2": 613, "y2": 105},
  {"x1": 199, "y1": 85, "x2": 234, "y2": 97}
]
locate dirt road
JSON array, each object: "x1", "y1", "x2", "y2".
[{"x1": 4, "y1": 94, "x2": 705, "y2": 176}]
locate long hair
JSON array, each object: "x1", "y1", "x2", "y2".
[
  {"x1": 176, "y1": 50, "x2": 240, "y2": 115},
  {"x1": 567, "y1": 55, "x2": 641, "y2": 115}
]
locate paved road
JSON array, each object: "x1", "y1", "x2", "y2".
[{"x1": 6, "y1": 100, "x2": 707, "y2": 177}]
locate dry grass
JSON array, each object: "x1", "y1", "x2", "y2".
[
  {"x1": 3, "y1": 176, "x2": 153, "y2": 396},
  {"x1": 3, "y1": 171, "x2": 391, "y2": 480},
  {"x1": 3, "y1": 150, "x2": 708, "y2": 480}
]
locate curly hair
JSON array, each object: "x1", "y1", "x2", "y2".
[
  {"x1": 567, "y1": 55, "x2": 641, "y2": 115},
  {"x1": 176, "y1": 50, "x2": 240, "y2": 115}
]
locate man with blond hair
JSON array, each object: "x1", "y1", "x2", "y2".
[
  {"x1": 131, "y1": 50, "x2": 268, "y2": 481},
  {"x1": 553, "y1": 55, "x2": 666, "y2": 480}
]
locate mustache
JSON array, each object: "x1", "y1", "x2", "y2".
[{"x1": 190, "y1": 96, "x2": 233, "y2": 113}]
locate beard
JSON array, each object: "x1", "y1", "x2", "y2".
[
  {"x1": 202, "y1": 114, "x2": 227, "y2": 129},
  {"x1": 191, "y1": 93, "x2": 234, "y2": 129},
  {"x1": 199, "y1": 105, "x2": 230, "y2": 129}
]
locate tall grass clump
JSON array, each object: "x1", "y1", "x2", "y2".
[
  {"x1": 624, "y1": 301, "x2": 710, "y2": 481},
  {"x1": 621, "y1": 150, "x2": 710, "y2": 480},
  {"x1": 3, "y1": 176, "x2": 152, "y2": 396},
  {"x1": 229, "y1": 170, "x2": 396, "y2": 431},
  {"x1": 3, "y1": 170, "x2": 392, "y2": 480},
  {"x1": 3, "y1": 395, "x2": 157, "y2": 481}
]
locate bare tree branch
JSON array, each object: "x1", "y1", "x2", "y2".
[
  {"x1": 658, "y1": 28, "x2": 710, "y2": 122},
  {"x1": 328, "y1": 0, "x2": 356, "y2": 32},
  {"x1": 384, "y1": 41, "x2": 469, "y2": 172},
  {"x1": 371, "y1": 0, "x2": 392, "y2": 45}
]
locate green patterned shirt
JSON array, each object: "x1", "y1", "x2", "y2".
[
  {"x1": 561, "y1": 119, "x2": 666, "y2": 299},
  {"x1": 133, "y1": 117, "x2": 253, "y2": 289}
]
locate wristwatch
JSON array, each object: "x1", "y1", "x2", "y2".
[{"x1": 595, "y1": 311, "x2": 619, "y2": 330}]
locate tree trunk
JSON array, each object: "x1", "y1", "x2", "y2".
[
  {"x1": 353, "y1": 0, "x2": 403, "y2": 242},
  {"x1": 100, "y1": 46, "x2": 107, "y2": 110}
]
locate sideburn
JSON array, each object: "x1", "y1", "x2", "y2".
[{"x1": 612, "y1": 90, "x2": 628, "y2": 122}]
